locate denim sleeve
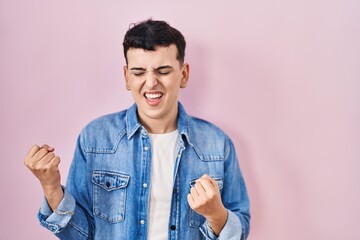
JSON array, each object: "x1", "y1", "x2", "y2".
[
  {"x1": 200, "y1": 210, "x2": 243, "y2": 240},
  {"x1": 200, "y1": 138, "x2": 251, "y2": 240},
  {"x1": 38, "y1": 187, "x2": 75, "y2": 233},
  {"x1": 37, "y1": 135, "x2": 94, "y2": 239}
]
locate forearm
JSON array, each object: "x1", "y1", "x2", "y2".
[
  {"x1": 206, "y1": 206, "x2": 228, "y2": 236},
  {"x1": 42, "y1": 183, "x2": 64, "y2": 211}
]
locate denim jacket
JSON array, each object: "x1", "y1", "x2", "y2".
[{"x1": 38, "y1": 102, "x2": 250, "y2": 240}]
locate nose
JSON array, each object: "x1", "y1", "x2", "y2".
[{"x1": 145, "y1": 71, "x2": 158, "y2": 89}]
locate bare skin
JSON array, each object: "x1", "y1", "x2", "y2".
[
  {"x1": 187, "y1": 174, "x2": 228, "y2": 236},
  {"x1": 24, "y1": 144, "x2": 63, "y2": 211}
]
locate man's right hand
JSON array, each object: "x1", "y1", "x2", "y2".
[{"x1": 24, "y1": 144, "x2": 64, "y2": 211}]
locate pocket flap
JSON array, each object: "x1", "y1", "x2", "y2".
[{"x1": 92, "y1": 171, "x2": 130, "y2": 191}]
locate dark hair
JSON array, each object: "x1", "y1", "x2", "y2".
[{"x1": 123, "y1": 19, "x2": 186, "y2": 65}]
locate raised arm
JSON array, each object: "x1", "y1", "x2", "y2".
[
  {"x1": 24, "y1": 144, "x2": 64, "y2": 211},
  {"x1": 24, "y1": 136, "x2": 95, "y2": 239}
]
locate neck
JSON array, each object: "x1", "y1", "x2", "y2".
[{"x1": 138, "y1": 108, "x2": 178, "y2": 134}]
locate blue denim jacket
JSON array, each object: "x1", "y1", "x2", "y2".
[{"x1": 38, "y1": 102, "x2": 250, "y2": 239}]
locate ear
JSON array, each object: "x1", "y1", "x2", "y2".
[
  {"x1": 180, "y1": 63, "x2": 190, "y2": 88},
  {"x1": 123, "y1": 66, "x2": 131, "y2": 91}
]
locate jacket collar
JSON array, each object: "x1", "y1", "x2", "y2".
[{"x1": 125, "y1": 103, "x2": 142, "y2": 139}]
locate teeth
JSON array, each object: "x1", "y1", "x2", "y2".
[{"x1": 145, "y1": 93, "x2": 162, "y2": 99}]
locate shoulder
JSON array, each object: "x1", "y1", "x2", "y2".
[
  {"x1": 79, "y1": 109, "x2": 128, "y2": 153},
  {"x1": 83, "y1": 110, "x2": 127, "y2": 133},
  {"x1": 188, "y1": 116, "x2": 228, "y2": 140},
  {"x1": 187, "y1": 115, "x2": 233, "y2": 161}
]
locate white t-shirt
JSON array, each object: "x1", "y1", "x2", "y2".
[{"x1": 148, "y1": 129, "x2": 179, "y2": 240}]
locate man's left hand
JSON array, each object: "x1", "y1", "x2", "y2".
[{"x1": 187, "y1": 174, "x2": 228, "y2": 236}]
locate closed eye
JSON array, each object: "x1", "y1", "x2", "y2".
[
  {"x1": 155, "y1": 66, "x2": 173, "y2": 76},
  {"x1": 156, "y1": 71, "x2": 171, "y2": 75},
  {"x1": 132, "y1": 72, "x2": 145, "y2": 76}
]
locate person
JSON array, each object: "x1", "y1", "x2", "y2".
[{"x1": 24, "y1": 19, "x2": 250, "y2": 240}]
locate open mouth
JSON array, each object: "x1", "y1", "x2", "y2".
[
  {"x1": 144, "y1": 92, "x2": 163, "y2": 105},
  {"x1": 144, "y1": 92, "x2": 163, "y2": 99}
]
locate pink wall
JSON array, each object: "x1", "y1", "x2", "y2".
[{"x1": 1, "y1": 0, "x2": 359, "y2": 239}]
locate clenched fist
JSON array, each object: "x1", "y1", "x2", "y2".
[
  {"x1": 24, "y1": 144, "x2": 63, "y2": 211},
  {"x1": 187, "y1": 174, "x2": 228, "y2": 236}
]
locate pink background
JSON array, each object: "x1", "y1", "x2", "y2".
[{"x1": 1, "y1": 0, "x2": 359, "y2": 239}]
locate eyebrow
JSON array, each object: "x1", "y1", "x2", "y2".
[
  {"x1": 129, "y1": 67, "x2": 146, "y2": 71},
  {"x1": 156, "y1": 65, "x2": 173, "y2": 70},
  {"x1": 129, "y1": 65, "x2": 174, "y2": 71}
]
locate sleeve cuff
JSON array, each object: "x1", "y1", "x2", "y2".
[
  {"x1": 200, "y1": 210, "x2": 243, "y2": 240},
  {"x1": 38, "y1": 187, "x2": 76, "y2": 233}
]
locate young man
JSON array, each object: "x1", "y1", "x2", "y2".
[{"x1": 24, "y1": 19, "x2": 250, "y2": 239}]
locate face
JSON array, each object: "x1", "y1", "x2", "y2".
[{"x1": 124, "y1": 44, "x2": 189, "y2": 132}]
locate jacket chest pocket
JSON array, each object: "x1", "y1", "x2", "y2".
[
  {"x1": 92, "y1": 171, "x2": 130, "y2": 223},
  {"x1": 188, "y1": 177, "x2": 223, "y2": 228}
]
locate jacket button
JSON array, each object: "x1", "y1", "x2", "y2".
[
  {"x1": 106, "y1": 182, "x2": 110, "y2": 188},
  {"x1": 170, "y1": 225, "x2": 176, "y2": 230}
]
